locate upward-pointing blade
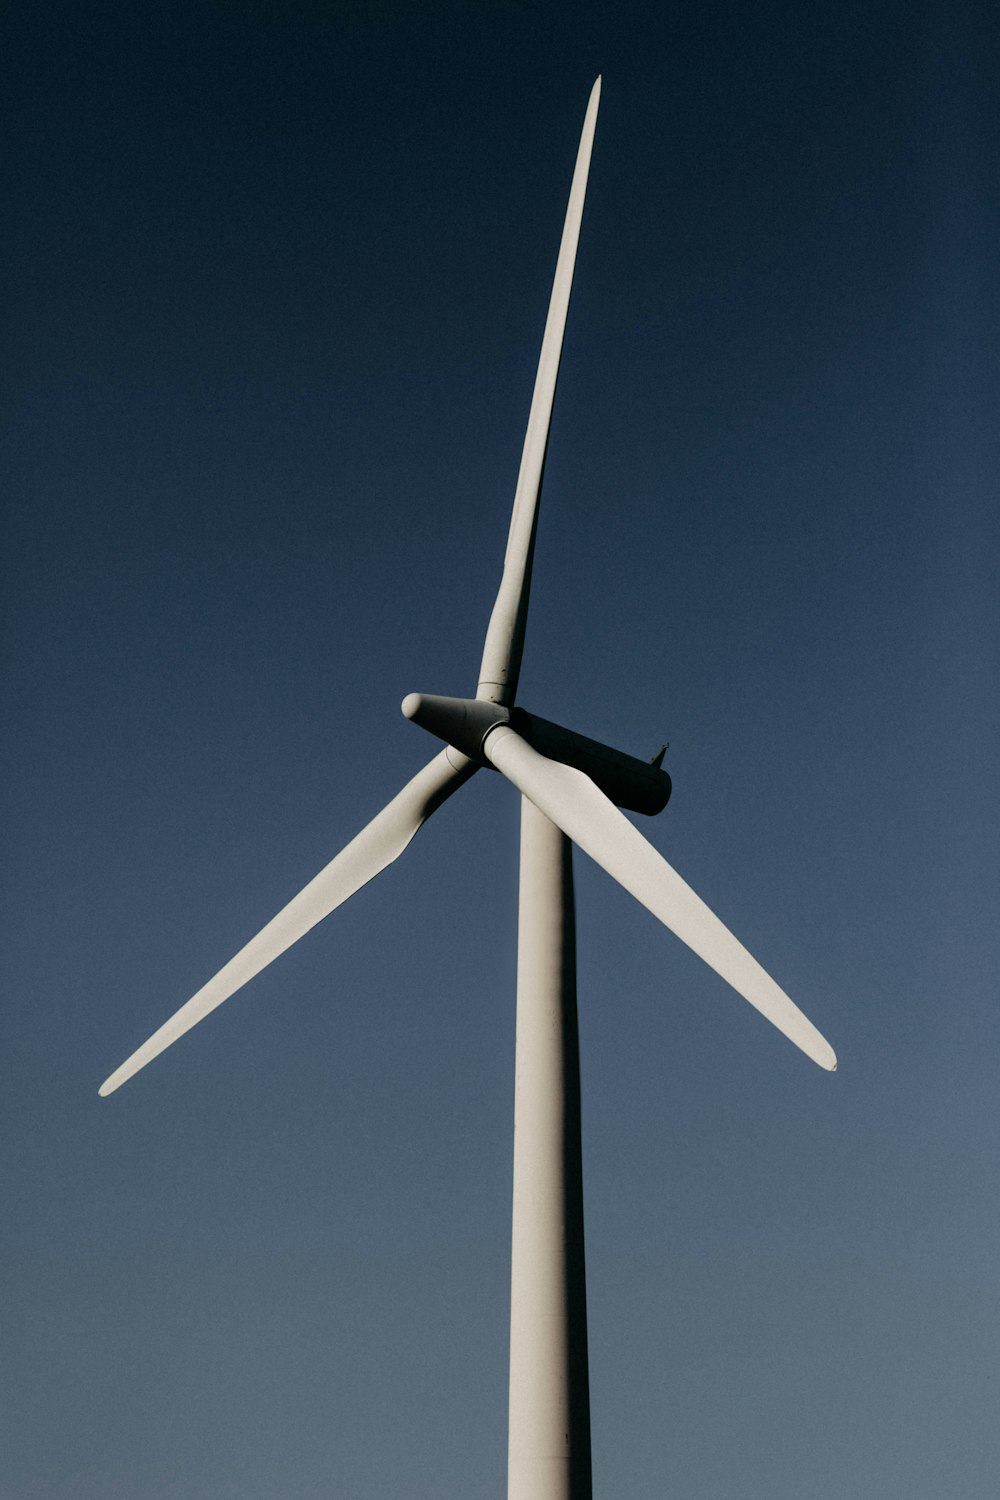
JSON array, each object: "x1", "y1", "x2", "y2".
[
  {"x1": 476, "y1": 76, "x2": 602, "y2": 707},
  {"x1": 99, "y1": 748, "x2": 476, "y2": 1096},
  {"x1": 483, "y1": 727, "x2": 836, "y2": 1071}
]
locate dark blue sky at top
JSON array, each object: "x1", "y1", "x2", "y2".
[{"x1": 3, "y1": 2, "x2": 998, "y2": 1497}]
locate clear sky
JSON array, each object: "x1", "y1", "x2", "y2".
[{"x1": 4, "y1": 3, "x2": 998, "y2": 1497}]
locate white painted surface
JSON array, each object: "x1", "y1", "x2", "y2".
[
  {"x1": 486, "y1": 726, "x2": 837, "y2": 1072},
  {"x1": 478, "y1": 77, "x2": 601, "y2": 707},
  {"x1": 508, "y1": 798, "x2": 591, "y2": 1500},
  {"x1": 99, "y1": 748, "x2": 476, "y2": 1095}
]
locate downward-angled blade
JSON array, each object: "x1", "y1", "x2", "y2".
[
  {"x1": 100, "y1": 748, "x2": 476, "y2": 1096},
  {"x1": 477, "y1": 76, "x2": 602, "y2": 707},
  {"x1": 484, "y1": 727, "x2": 836, "y2": 1070}
]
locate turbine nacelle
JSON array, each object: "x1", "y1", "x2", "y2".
[{"x1": 402, "y1": 692, "x2": 671, "y2": 817}]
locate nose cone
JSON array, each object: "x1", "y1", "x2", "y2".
[{"x1": 401, "y1": 692, "x2": 511, "y2": 760}]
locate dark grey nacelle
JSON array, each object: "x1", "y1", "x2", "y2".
[{"x1": 401, "y1": 692, "x2": 671, "y2": 817}]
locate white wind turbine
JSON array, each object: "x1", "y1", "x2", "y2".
[{"x1": 102, "y1": 77, "x2": 836, "y2": 1500}]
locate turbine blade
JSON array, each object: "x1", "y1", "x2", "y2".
[
  {"x1": 100, "y1": 749, "x2": 476, "y2": 1096},
  {"x1": 484, "y1": 727, "x2": 836, "y2": 1071},
  {"x1": 477, "y1": 76, "x2": 602, "y2": 707}
]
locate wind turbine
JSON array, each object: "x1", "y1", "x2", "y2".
[{"x1": 101, "y1": 77, "x2": 836, "y2": 1500}]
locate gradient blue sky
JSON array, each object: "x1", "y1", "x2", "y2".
[{"x1": 4, "y1": 3, "x2": 999, "y2": 1496}]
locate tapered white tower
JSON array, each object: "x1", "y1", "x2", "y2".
[{"x1": 509, "y1": 802, "x2": 591, "y2": 1499}]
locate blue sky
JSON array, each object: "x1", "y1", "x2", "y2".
[{"x1": 4, "y1": 3, "x2": 999, "y2": 1496}]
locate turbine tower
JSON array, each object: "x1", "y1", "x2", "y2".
[{"x1": 101, "y1": 77, "x2": 836, "y2": 1500}]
